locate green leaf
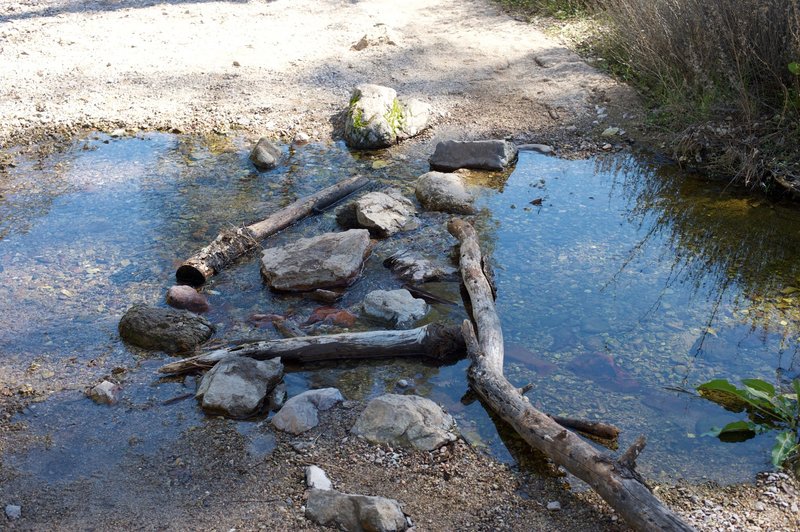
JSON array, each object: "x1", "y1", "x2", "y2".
[
  {"x1": 793, "y1": 379, "x2": 800, "y2": 399},
  {"x1": 771, "y1": 431, "x2": 799, "y2": 467},
  {"x1": 741, "y1": 379, "x2": 775, "y2": 396},
  {"x1": 717, "y1": 420, "x2": 757, "y2": 435},
  {"x1": 789, "y1": 62, "x2": 800, "y2": 76}
]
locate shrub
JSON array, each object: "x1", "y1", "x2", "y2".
[{"x1": 598, "y1": 0, "x2": 800, "y2": 187}]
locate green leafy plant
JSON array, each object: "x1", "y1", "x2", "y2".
[
  {"x1": 384, "y1": 98, "x2": 405, "y2": 137},
  {"x1": 697, "y1": 378, "x2": 800, "y2": 468}
]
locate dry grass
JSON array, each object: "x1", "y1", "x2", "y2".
[{"x1": 497, "y1": 0, "x2": 800, "y2": 189}]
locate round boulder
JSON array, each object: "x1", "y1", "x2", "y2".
[
  {"x1": 351, "y1": 394, "x2": 457, "y2": 451},
  {"x1": 118, "y1": 304, "x2": 214, "y2": 353}
]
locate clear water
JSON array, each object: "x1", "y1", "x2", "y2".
[{"x1": 2, "y1": 133, "x2": 799, "y2": 485}]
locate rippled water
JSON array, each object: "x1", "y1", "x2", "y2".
[{"x1": 2, "y1": 133, "x2": 799, "y2": 485}]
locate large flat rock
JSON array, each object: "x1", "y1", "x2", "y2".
[
  {"x1": 306, "y1": 488, "x2": 407, "y2": 532},
  {"x1": 260, "y1": 230, "x2": 371, "y2": 291},
  {"x1": 429, "y1": 139, "x2": 518, "y2": 171}
]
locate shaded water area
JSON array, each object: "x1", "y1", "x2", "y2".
[{"x1": 2, "y1": 133, "x2": 800, "y2": 489}]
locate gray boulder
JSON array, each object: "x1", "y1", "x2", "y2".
[
  {"x1": 260, "y1": 230, "x2": 371, "y2": 291},
  {"x1": 118, "y1": 304, "x2": 214, "y2": 353},
  {"x1": 196, "y1": 357, "x2": 283, "y2": 418},
  {"x1": 306, "y1": 489, "x2": 407, "y2": 532},
  {"x1": 271, "y1": 388, "x2": 344, "y2": 434},
  {"x1": 363, "y1": 289, "x2": 428, "y2": 328},
  {"x1": 354, "y1": 189, "x2": 417, "y2": 237},
  {"x1": 385, "y1": 253, "x2": 458, "y2": 283},
  {"x1": 351, "y1": 394, "x2": 457, "y2": 451},
  {"x1": 249, "y1": 137, "x2": 282, "y2": 170},
  {"x1": 344, "y1": 84, "x2": 431, "y2": 149},
  {"x1": 166, "y1": 284, "x2": 210, "y2": 313},
  {"x1": 429, "y1": 139, "x2": 518, "y2": 171},
  {"x1": 414, "y1": 171, "x2": 475, "y2": 214}
]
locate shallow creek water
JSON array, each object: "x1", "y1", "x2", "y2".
[{"x1": 2, "y1": 133, "x2": 799, "y2": 486}]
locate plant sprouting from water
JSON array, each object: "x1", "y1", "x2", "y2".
[{"x1": 697, "y1": 377, "x2": 800, "y2": 469}]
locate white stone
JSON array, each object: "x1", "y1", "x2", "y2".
[
  {"x1": 305, "y1": 465, "x2": 333, "y2": 491},
  {"x1": 547, "y1": 501, "x2": 561, "y2": 511},
  {"x1": 5, "y1": 505, "x2": 21, "y2": 520}
]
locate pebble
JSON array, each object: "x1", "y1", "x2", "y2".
[
  {"x1": 754, "y1": 502, "x2": 765, "y2": 512},
  {"x1": 547, "y1": 501, "x2": 561, "y2": 511},
  {"x1": 5, "y1": 504, "x2": 21, "y2": 520},
  {"x1": 397, "y1": 379, "x2": 410, "y2": 388}
]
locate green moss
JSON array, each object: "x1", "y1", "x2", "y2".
[
  {"x1": 350, "y1": 107, "x2": 368, "y2": 131},
  {"x1": 384, "y1": 98, "x2": 405, "y2": 136}
]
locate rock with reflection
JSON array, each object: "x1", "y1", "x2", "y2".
[
  {"x1": 384, "y1": 252, "x2": 458, "y2": 283},
  {"x1": 354, "y1": 189, "x2": 418, "y2": 237},
  {"x1": 249, "y1": 137, "x2": 282, "y2": 170},
  {"x1": 166, "y1": 284, "x2": 210, "y2": 313},
  {"x1": 429, "y1": 139, "x2": 518, "y2": 171},
  {"x1": 118, "y1": 304, "x2": 214, "y2": 353},
  {"x1": 363, "y1": 289, "x2": 428, "y2": 328},
  {"x1": 351, "y1": 394, "x2": 457, "y2": 451},
  {"x1": 414, "y1": 171, "x2": 475, "y2": 214},
  {"x1": 196, "y1": 356, "x2": 283, "y2": 418},
  {"x1": 260, "y1": 230, "x2": 371, "y2": 291}
]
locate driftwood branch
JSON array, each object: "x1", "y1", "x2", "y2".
[
  {"x1": 159, "y1": 323, "x2": 465, "y2": 374},
  {"x1": 176, "y1": 175, "x2": 369, "y2": 286},
  {"x1": 448, "y1": 217, "x2": 692, "y2": 532}
]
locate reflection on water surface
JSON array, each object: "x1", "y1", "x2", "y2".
[{"x1": 1, "y1": 134, "x2": 799, "y2": 484}]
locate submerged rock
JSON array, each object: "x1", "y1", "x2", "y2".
[
  {"x1": 249, "y1": 137, "x2": 282, "y2": 170},
  {"x1": 166, "y1": 285, "x2": 210, "y2": 313},
  {"x1": 344, "y1": 84, "x2": 431, "y2": 149},
  {"x1": 362, "y1": 289, "x2": 428, "y2": 328},
  {"x1": 354, "y1": 189, "x2": 417, "y2": 237},
  {"x1": 306, "y1": 488, "x2": 407, "y2": 532},
  {"x1": 351, "y1": 394, "x2": 457, "y2": 451},
  {"x1": 429, "y1": 139, "x2": 518, "y2": 171},
  {"x1": 118, "y1": 304, "x2": 214, "y2": 353},
  {"x1": 88, "y1": 380, "x2": 121, "y2": 405},
  {"x1": 196, "y1": 357, "x2": 283, "y2": 418},
  {"x1": 384, "y1": 252, "x2": 458, "y2": 283},
  {"x1": 260, "y1": 230, "x2": 371, "y2": 291},
  {"x1": 414, "y1": 171, "x2": 475, "y2": 214},
  {"x1": 272, "y1": 388, "x2": 344, "y2": 434}
]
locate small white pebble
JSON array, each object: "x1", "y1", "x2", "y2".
[{"x1": 547, "y1": 501, "x2": 561, "y2": 511}]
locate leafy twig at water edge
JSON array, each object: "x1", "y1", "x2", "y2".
[{"x1": 697, "y1": 377, "x2": 800, "y2": 468}]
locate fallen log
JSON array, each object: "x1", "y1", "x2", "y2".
[
  {"x1": 176, "y1": 175, "x2": 370, "y2": 286},
  {"x1": 159, "y1": 322, "x2": 465, "y2": 374},
  {"x1": 447, "y1": 218, "x2": 692, "y2": 532}
]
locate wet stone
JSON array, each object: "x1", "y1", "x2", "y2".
[
  {"x1": 385, "y1": 253, "x2": 458, "y2": 283},
  {"x1": 88, "y1": 380, "x2": 121, "y2": 405},
  {"x1": 118, "y1": 304, "x2": 214, "y2": 354},
  {"x1": 196, "y1": 357, "x2": 283, "y2": 418},
  {"x1": 260, "y1": 230, "x2": 371, "y2": 291},
  {"x1": 362, "y1": 289, "x2": 428, "y2": 328},
  {"x1": 353, "y1": 189, "x2": 417, "y2": 237},
  {"x1": 166, "y1": 285, "x2": 210, "y2": 313},
  {"x1": 249, "y1": 137, "x2": 282, "y2": 170},
  {"x1": 429, "y1": 139, "x2": 518, "y2": 171},
  {"x1": 414, "y1": 171, "x2": 475, "y2": 214}
]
